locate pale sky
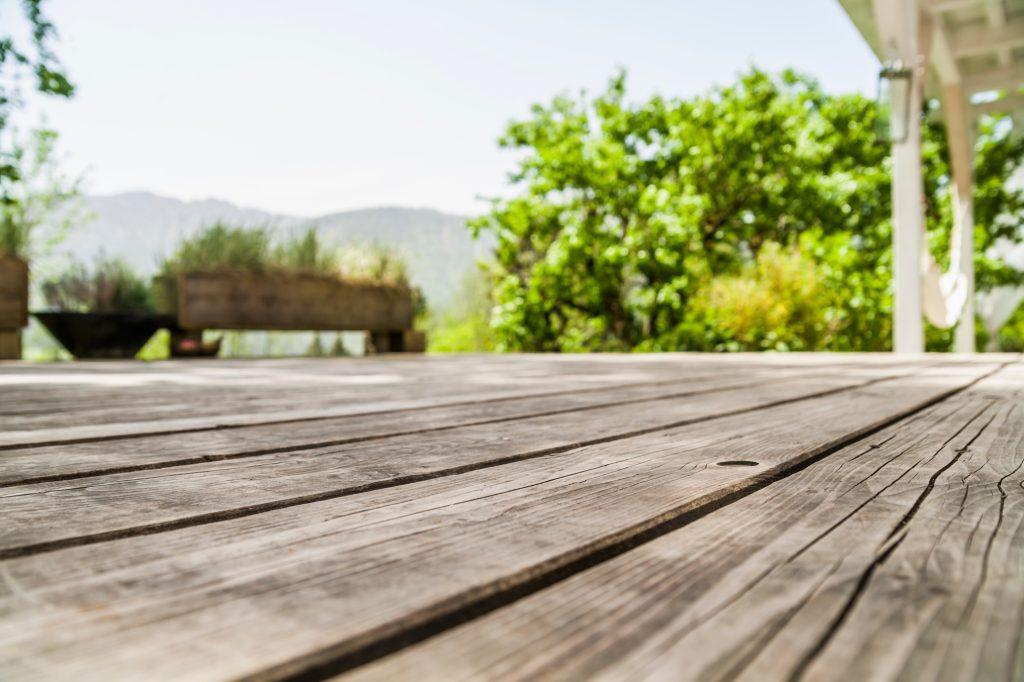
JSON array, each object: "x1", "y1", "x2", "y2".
[{"x1": 10, "y1": 0, "x2": 878, "y2": 217}]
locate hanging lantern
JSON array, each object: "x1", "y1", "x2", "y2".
[{"x1": 876, "y1": 60, "x2": 913, "y2": 144}]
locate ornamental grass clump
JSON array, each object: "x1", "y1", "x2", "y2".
[
  {"x1": 159, "y1": 222, "x2": 407, "y2": 282},
  {"x1": 334, "y1": 243, "x2": 409, "y2": 285},
  {"x1": 159, "y1": 221, "x2": 273, "y2": 276},
  {"x1": 155, "y1": 222, "x2": 414, "y2": 311},
  {"x1": 273, "y1": 226, "x2": 339, "y2": 276},
  {"x1": 42, "y1": 257, "x2": 154, "y2": 313}
]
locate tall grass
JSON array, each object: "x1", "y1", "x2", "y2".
[
  {"x1": 154, "y1": 223, "x2": 413, "y2": 312},
  {"x1": 273, "y1": 226, "x2": 339, "y2": 276},
  {"x1": 335, "y1": 243, "x2": 409, "y2": 285},
  {"x1": 160, "y1": 222, "x2": 273, "y2": 275},
  {"x1": 42, "y1": 257, "x2": 154, "y2": 312},
  {"x1": 161, "y1": 222, "x2": 409, "y2": 284}
]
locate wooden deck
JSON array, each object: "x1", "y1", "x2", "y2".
[{"x1": 1, "y1": 353, "x2": 1022, "y2": 681}]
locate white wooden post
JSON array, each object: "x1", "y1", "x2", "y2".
[
  {"x1": 942, "y1": 83, "x2": 976, "y2": 353},
  {"x1": 876, "y1": 0, "x2": 926, "y2": 353}
]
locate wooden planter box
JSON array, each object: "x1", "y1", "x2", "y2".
[
  {"x1": 174, "y1": 272, "x2": 417, "y2": 341},
  {"x1": 0, "y1": 257, "x2": 28, "y2": 360}
]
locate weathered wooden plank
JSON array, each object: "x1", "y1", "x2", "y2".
[
  {"x1": 344, "y1": 362, "x2": 1022, "y2": 682},
  {"x1": 0, "y1": 359, "x2": 734, "y2": 445},
  {"x1": 0, "y1": 355, "x2": 822, "y2": 442},
  {"x1": 0, "y1": 362, "x2": 999, "y2": 681},
  {"x1": 0, "y1": 366, "x2": 913, "y2": 555},
  {"x1": 798, "y1": 366, "x2": 1024, "y2": 682},
  {"x1": 0, "y1": 363, "x2": 848, "y2": 486},
  {"x1": 0, "y1": 355, "x2": 973, "y2": 438}
]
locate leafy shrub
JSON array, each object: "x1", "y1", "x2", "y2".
[
  {"x1": 42, "y1": 257, "x2": 153, "y2": 312},
  {"x1": 426, "y1": 267, "x2": 496, "y2": 352},
  {"x1": 683, "y1": 243, "x2": 836, "y2": 351},
  {"x1": 997, "y1": 301, "x2": 1024, "y2": 351}
]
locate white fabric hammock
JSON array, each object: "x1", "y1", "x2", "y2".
[{"x1": 920, "y1": 196, "x2": 968, "y2": 329}]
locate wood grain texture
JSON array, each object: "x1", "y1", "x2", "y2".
[
  {"x1": 346, "y1": 362, "x2": 1023, "y2": 682},
  {"x1": 0, "y1": 360, "x2": 1001, "y2": 681},
  {"x1": 798, "y1": 364, "x2": 1024, "y2": 682},
  {"x1": 0, "y1": 257, "x2": 28, "y2": 330},
  {"x1": 0, "y1": 366, "x2": 934, "y2": 556},
  {"x1": 175, "y1": 272, "x2": 415, "y2": 332},
  {"x1": 0, "y1": 330, "x2": 19, "y2": 361},
  {"x1": 0, "y1": 362, "x2": 848, "y2": 486},
  {"x1": 1, "y1": 354, "x2": 856, "y2": 442}
]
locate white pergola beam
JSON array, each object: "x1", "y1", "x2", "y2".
[
  {"x1": 984, "y1": 0, "x2": 1007, "y2": 28},
  {"x1": 930, "y1": 17, "x2": 962, "y2": 83},
  {"x1": 973, "y1": 91, "x2": 1024, "y2": 113},
  {"x1": 983, "y1": 0, "x2": 1012, "y2": 65},
  {"x1": 929, "y1": 0, "x2": 980, "y2": 12},
  {"x1": 950, "y1": 21, "x2": 1024, "y2": 57},
  {"x1": 964, "y1": 63, "x2": 1024, "y2": 92}
]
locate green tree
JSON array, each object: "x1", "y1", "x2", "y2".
[
  {"x1": 427, "y1": 267, "x2": 497, "y2": 353},
  {"x1": 1, "y1": 1, "x2": 75, "y2": 258},
  {"x1": 473, "y1": 69, "x2": 1024, "y2": 352},
  {"x1": 1, "y1": 0, "x2": 74, "y2": 180},
  {"x1": 0, "y1": 127, "x2": 82, "y2": 257}
]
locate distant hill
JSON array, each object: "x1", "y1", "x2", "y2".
[{"x1": 55, "y1": 191, "x2": 492, "y2": 307}]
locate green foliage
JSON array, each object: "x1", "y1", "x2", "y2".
[
  {"x1": 1, "y1": 1, "x2": 74, "y2": 211},
  {"x1": 334, "y1": 242, "x2": 410, "y2": 285},
  {"x1": 330, "y1": 333, "x2": 351, "y2": 356},
  {"x1": 42, "y1": 256, "x2": 154, "y2": 312},
  {"x1": 474, "y1": 69, "x2": 1024, "y2": 351},
  {"x1": 681, "y1": 242, "x2": 835, "y2": 351},
  {"x1": 160, "y1": 222, "x2": 274, "y2": 275},
  {"x1": 136, "y1": 329, "x2": 171, "y2": 361},
  {"x1": 156, "y1": 223, "x2": 416, "y2": 313},
  {"x1": 997, "y1": 301, "x2": 1024, "y2": 352},
  {"x1": 274, "y1": 226, "x2": 339, "y2": 276},
  {"x1": 0, "y1": 128, "x2": 81, "y2": 258},
  {"x1": 305, "y1": 332, "x2": 326, "y2": 357},
  {"x1": 161, "y1": 223, "x2": 410, "y2": 283},
  {"x1": 426, "y1": 267, "x2": 497, "y2": 353}
]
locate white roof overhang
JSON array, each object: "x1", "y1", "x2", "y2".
[{"x1": 840, "y1": 0, "x2": 1024, "y2": 120}]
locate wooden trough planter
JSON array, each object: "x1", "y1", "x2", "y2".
[
  {"x1": 170, "y1": 272, "x2": 425, "y2": 352},
  {"x1": 0, "y1": 257, "x2": 29, "y2": 360}
]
